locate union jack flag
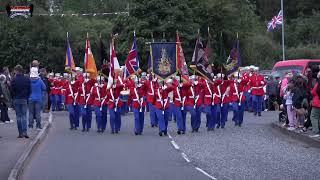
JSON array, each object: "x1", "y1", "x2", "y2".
[
  {"x1": 267, "y1": 10, "x2": 283, "y2": 31},
  {"x1": 125, "y1": 31, "x2": 140, "y2": 78}
]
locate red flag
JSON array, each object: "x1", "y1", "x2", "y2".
[{"x1": 176, "y1": 32, "x2": 189, "y2": 77}]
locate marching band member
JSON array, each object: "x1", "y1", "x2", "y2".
[
  {"x1": 146, "y1": 74, "x2": 158, "y2": 127},
  {"x1": 107, "y1": 77, "x2": 124, "y2": 134},
  {"x1": 128, "y1": 76, "x2": 147, "y2": 135},
  {"x1": 154, "y1": 79, "x2": 173, "y2": 136},
  {"x1": 218, "y1": 74, "x2": 230, "y2": 129},
  {"x1": 237, "y1": 78, "x2": 247, "y2": 126},
  {"x1": 84, "y1": 76, "x2": 96, "y2": 132},
  {"x1": 211, "y1": 76, "x2": 222, "y2": 130},
  {"x1": 172, "y1": 76, "x2": 186, "y2": 134},
  {"x1": 249, "y1": 67, "x2": 265, "y2": 116},
  {"x1": 60, "y1": 73, "x2": 70, "y2": 110},
  {"x1": 242, "y1": 67, "x2": 252, "y2": 111},
  {"x1": 183, "y1": 76, "x2": 197, "y2": 134},
  {"x1": 201, "y1": 77, "x2": 215, "y2": 131},
  {"x1": 64, "y1": 76, "x2": 78, "y2": 130},
  {"x1": 51, "y1": 73, "x2": 61, "y2": 111},
  {"x1": 100, "y1": 77, "x2": 109, "y2": 133},
  {"x1": 193, "y1": 75, "x2": 204, "y2": 132},
  {"x1": 91, "y1": 76, "x2": 103, "y2": 133},
  {"x1": 229, "y1": 74, "x2": 240, "y2": 125}
]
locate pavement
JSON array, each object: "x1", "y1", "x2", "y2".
[
  {"x1": 0, "y1": 110, "x2": 49, "y2": 180},
  {"x1": 167, "y1": 111, "x2": 320, "y2": 180},
  {"x1": 21, "y1": 111, "x2": 208, "y2": 180},
  {"x1": 17, "y1": 110, "x2": 320, "y2": 180}
]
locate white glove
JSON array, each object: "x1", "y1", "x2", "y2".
[
  {"x1": 162, "y1": 85, "x2": 167, "y2": 90},
  {"x1": 194, "y1": 81, "x2": 198, "y2": 85},
  {"x1": 179, "y1": 83, "x2": 183, "y2": 88},
  {"x1": 248, "y1": 89, "x2": 251, "y2": 93},
  {"x1": 261, "y1": 81, "x2": 265, "y2": 85},
  {"x1": 137, "y1": 84, "x2": 142, "y2": 88},
  {"x1": 112, "y1": 84, "x2": 116, "y2": 88}
]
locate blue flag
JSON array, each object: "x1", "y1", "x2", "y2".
[{"x1": 150, "y1": 42, "x2": 177, "y2": 80}]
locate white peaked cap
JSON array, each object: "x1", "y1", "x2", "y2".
[
  {"x1": 48, "y1": 73, "x2": 54, "y2": 76},
  {"x1": 166, "y1": 78, "x2": 173, "y2": 83},
  {"x1": 190, "y1": 75, "x2": 196, "y2": 80},
  {"x1": 55, "y1": 73, "x2": 61, "y2": 77},
  {"x1": 63, "y1": 73, "x2": 69, "y2": 77},
  {"x1": 217, "y1": 73, "x2": 224, "y2": 78},
  {"x1": 141, "y1": 72, "x2": 147, "y2": 77},
  {"x1": 75, "y1": 67, "x2": 81, "y2": 71}
]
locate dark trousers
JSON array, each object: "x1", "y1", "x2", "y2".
[
  {"x1": 0, "y1": 102, "x2": 10, "y2": 122},
  {"x1": 268, "y1": 95, "x2": 277, "y2": 111}
]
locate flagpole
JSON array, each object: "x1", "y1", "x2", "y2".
[{"x1": 281, "y1": 0, "x2": 285, "y2": 61}]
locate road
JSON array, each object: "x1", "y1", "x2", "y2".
[
  {"x1": 21, "y1": 111, "x2": 208, "y2": 180},
  {"x1": 21, "y1": 111, "x2": 320, "y2": 180}
]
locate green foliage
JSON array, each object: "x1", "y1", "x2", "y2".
[{"x1": 0, "y1": 0, "x2": 320, "y2": 72}]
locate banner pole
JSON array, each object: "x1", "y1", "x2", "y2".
[{"x1": 281, "y1": 0, "x2": 285, "y2": 61}]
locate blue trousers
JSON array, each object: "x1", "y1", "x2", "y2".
[
  {"x1": 93, "y1": 106, "x2": 102, "y2": 130},
  {"x1": 80, "y1": 105, "x2": 92, "y2": 130},
  {"x1": 149, "y1": 103, "x2": 158, "y2": 126},
  {"x1": 109, "y1": 107, "x2": 122, "y2": 132},
  {"x1": 101, "y1": 106, "x2": 108, "y2": 130},
  {"x1": 231, "y1": 102, "x2": 239, "y2": 122},
  {"x1": 168, "y1": 103, "x2": 175, "y2": 121},
  {"x1": 56, "y1": 95, "x2": 62, "y2": 111},
  {"x1": 220, "y1": 103, "x2": 229, "y2": 128},
  {"x1": 28, "y1": 101, "x2": 42, "y2": 128},
  {"x1": 74, "y1": 105, "x2": 80, "y2": 128},
  {"x1": 203, "y1": 105, "x2": 213, "y2": 129},
  {"x1": 244, "y1": 92, "x2": 252, "y2": 111},
  {"x1": 182, "y1": 105, "x2": 196, "y2": 131},
  {"x1": 50, "y1": 94, "x2": 57, "y2": 111},
  {"x1": 155, "y1": 108, "x2": 169, "y2": 132},
  {"x1": 67, "y1": 104, "x2": 76, "y2": 129},
  {"x1": 14, "y1": 99, "x2": 28, "y2": 136},
  {"x1": 252, "y1": 95, "x2": 263, "y2": 114},
  {"x1": 212, "y1": 104, "x2": 221, "y2": 128},
  {"x1": 235, "y1": 103, "x2": 245, "y2": 125},
  {"x1": 173, "y1": 106, "x2": 184, "y2": 131},
  {"x1": 194, "y1": 106, "x2": 202, "y2": 130},
  {"x1": 133, "y1": 107, "x2": 145, "y2": 134}
]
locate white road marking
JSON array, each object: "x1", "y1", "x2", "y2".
[
  {"x1": 181, "y1": 152, "x2": 191, "y2": 163},
  {"x1": 195, "y1": 167, "x2": 217, "y2": 180},
  {"x1": 171, "y1": 140, "x2": 180, "y2": 150}
]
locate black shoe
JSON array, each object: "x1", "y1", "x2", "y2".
[
  {"x1": 207, "y1": 128, "x2": 211, "y2": 131},
  {"x1": 97, "y1": 130, "x2": 101, "y2": 133},
  {"x1": 111, "y1": 131, "x2": 115, "y2": 134},
  {"x1": 115, "y1": 131, "x2": 119, "y2": 134},
  {"x1": 28, "y1": 125, "x2": 33, "y2": 129},
  {"x1": 216, "y1": 124, "x2": 220, "y2": 129},
  {"x1": 155, "y1": 124, "x2": 158, "y2": 127},
  {"x1": 82, "y1": 129, "x2": 85, "y2": 132},
  {"x1": 86, "y1": 129, "x2": 89, "y2": 132},
  {"x1": 74, "y1": 127, "x2": 78, "y2": 130},
  {"x1": 239, "y1": 124, "x2": 242, "y2": 127},
  {"x1": 195, "y1": 129, "x2": 199, "y2": 132},
  {"x1": 151, "y1": 125, "x2": 155, "y2": 128},
  {"x1": 182, "y1": 131, "x2": 185, "y2": 134},
  {"x1": 159, "y1": 132, "x2": 163, "y2": 136},
  {"x1": 177, "y1": 130, "x2": 181, "y2": 135},
  {"x1": 221, "y1": 126, "x2": 225, "y2": 129},
  {"x1": 101, "y1": 130, "x2": 105, "y2": 133},
  {"x1": 135, "y1": 132, "x2": 138, "y2": 135},
  {"x1": 254, "y1": 113, "x2": 257, "y2": 116},
  {"x1": 191, "y1": 130, "x2": 195, "y2": 133},
  {"x1": 24, "y1": 135, "x2": 29, "y2": 138},
  {"x1": 163, "y1": 131, "x2": 168, "y2": 136},
  {"x1": 70, "y1": 127, "x2": 74, "y2": 130},
  {"x1": 258, "y1": 113, "x2": 261, "y2": 116},
  {"x1": 17, "y1": 135, "x2": 23, "y2": 138}
]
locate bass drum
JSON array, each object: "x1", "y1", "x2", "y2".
[{"x1": 120, "y1": 89, "x2": 130, "y2": 102}]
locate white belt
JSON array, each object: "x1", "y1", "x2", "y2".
[
  {"x1": 205, "y1": 95, "x2": 212, "y2": 98},
  {"x1": 252, "y1": 86, "x2": 263, "y2": 89}
]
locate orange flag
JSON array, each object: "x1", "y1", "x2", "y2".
[{"x1": 84, "y1": 33, "x2": 98, "y2": 79}]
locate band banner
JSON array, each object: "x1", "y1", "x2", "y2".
[{"x1": 150, "y1": 42, "x2": 177, "y2": 80}]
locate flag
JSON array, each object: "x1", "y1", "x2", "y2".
[
  {"x1": 267, "y1": 10, "x2": 283, "y2": 31},
  {"x1": 191, "y1": 33, "x2": 213, "y2": 81},
  {"x1": 65, "y1": 32, "x2": 76, "y2": 71},
  {"x1": 150, "y1": 42, "x2": 177, "y2": 80},
  {"x1": 147, "y1": 53, "x2": 151, "y2": 73},
  {"x1": 224, "y1": 38, "x2": 241, "y2": 75},
  {"x1": 99, "y1": 35, "x2": 108, "y2": 76},
  {"x1": 176, "y1": 32, "x2": 189, "y2": 77},
  {"x1": 125, "y1": 31, "x2": 140, "y2": 78},
  {"x1": 219, "y1": 32, "x2": 227, "y2": 63},
  {"x1": 107, "y1": 37, "x2": 121, "y2": 87},
  {"x1": 84, "y1": 33, "x2": 98, "y2": 79}
]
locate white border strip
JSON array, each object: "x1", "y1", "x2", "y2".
[
  {"x1": 181, "y1": 152, "x2": 191, "y2": 163},
  {"x1": 170, "y1": 140, "x2": 180, "y2": 150},
  {"x1": 195, "y1": 167, "x2": 217, "y2": 180}
]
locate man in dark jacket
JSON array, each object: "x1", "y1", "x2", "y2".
[
  {"x1": 266, "y1": 76, "x2": 279, "y2": 111},
  {"x1": 39, "y1": 68, "x2": 50, "y2": 112},
  {"x1": 11, "y1": 65, "x2": 31, "y2": 138}
]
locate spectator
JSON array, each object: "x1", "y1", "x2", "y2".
[
  {"x1": 266, "y1": 76, "x2": 279, "y2": 111},
  {"x1": 0, "y1": 74, "x2": 12, "y2": 124},
  {"x1": 28, "y1": 67, "x2": 46, "y2": 130},
  {"x1": 39, "y1": 68, "x2": 50, "y2": 112},
  {"x1": 11, "y1": 65, "x2": 31, "y2": 138},
  {"x1": 310, "y1": 72, "x2": 320, "y2": 137},
  {"x1": 284, "y1": 83, "x2": 295, "y2": 131},
  {"x1": 3, "y1": 67, "x2": 12, "y2": 85},
  {"x1": 292, "y1": 76, "x2": 307, "y2": 129}
]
